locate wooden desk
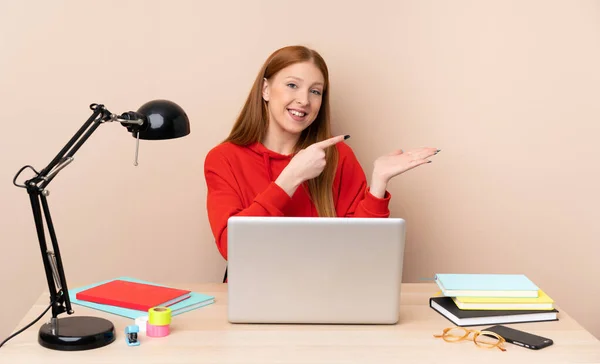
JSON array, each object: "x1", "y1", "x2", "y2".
[{"x1": 2, "y1": 283, "x2": 600, "y2": 363}]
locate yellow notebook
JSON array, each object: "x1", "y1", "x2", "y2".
[{"x1": 452, "y1": 290, "x2": 554, "y2": 310}]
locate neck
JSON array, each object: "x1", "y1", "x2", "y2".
[{"x1": 262, "y1": 126, "x2": 300, "y2": 155}]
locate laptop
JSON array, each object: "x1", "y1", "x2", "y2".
[{"x1": 226, "y1": 216, "x2": 406, "y2": 324}]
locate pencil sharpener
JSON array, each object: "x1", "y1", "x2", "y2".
[{"x1": 125, "y1": 325, "x2": 140, "y2": 346}]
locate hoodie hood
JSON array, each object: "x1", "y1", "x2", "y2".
[{"x1": 248, "y1": 142, "x2": 294, "y2": 181}]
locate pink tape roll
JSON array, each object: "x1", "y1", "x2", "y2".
[{"x1": 146, "y1": 322, "x2": 170, "y2": 337}]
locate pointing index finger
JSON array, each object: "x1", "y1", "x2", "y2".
[{"x1": 313, "y1": 135, "x2": 350, "y2": 149}]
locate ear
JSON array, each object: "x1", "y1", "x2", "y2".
[{"x1": 262, "y1": 77, "x2": 270, "y2": 102}]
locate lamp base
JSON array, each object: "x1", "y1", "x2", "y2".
[{"x1": 38, "y1": 316, "x2": 115, "y2": 351}]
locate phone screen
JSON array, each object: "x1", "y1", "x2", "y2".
[{"x1": 483, "y1": 325, "x2": 553, "y2": 350}]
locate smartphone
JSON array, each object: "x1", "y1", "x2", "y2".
[{"x1": 482, "y1": 325, "x2": 553, "y2": 350}]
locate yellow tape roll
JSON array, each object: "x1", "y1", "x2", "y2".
[{"x1": 148, "y1": 306, "x2": 172, "y2": 326}]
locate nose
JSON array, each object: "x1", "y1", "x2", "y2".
[{"x1": 295, "y1": 91, "x2": 309, "y2": 106}]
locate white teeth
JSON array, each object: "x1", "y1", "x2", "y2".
[{"x1": 289, "y1": 110, "x2": 305, "y2": 117}]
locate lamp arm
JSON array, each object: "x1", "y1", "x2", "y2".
[
  {"x1": 14, "y1": 103, "x2": 144, "y2": 321},
  {"x1": 36, "y1": 104, "x2": 107, "y2": 182},
  {"x1": 35, "y1": 104, "x2": 144, "y2": 189}
]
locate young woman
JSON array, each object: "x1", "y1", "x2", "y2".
[{"x1": 204, "y1": 45, "x2": 438, "y2": 261}]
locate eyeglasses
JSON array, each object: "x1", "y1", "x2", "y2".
[{"x1": 434, "y1": 326, "x2": 507, "y2": 351}]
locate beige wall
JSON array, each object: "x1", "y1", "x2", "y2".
[{"x1": 1, "y1": 0, "x2": 599, "y2": 341}]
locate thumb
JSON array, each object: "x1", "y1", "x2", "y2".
[
  {"x1": 388, "y1": 149, "x2": 404, "y2": 156},
  {"x1": 312, "y1": 135, "x2": 350, "y2": 149}
]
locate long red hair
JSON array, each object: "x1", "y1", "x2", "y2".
[{"x1": 224, "y1": 45, "x2": 338, "y2": 217}]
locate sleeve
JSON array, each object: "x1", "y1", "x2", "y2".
[
  {"x1": 335, "y1": 145, "x2": 391, "y2": 218},
  {"x1": 204, "y1": 149, "x2": 292, "y2": 260}
]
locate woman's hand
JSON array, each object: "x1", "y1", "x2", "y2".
[
  {"x1": 275, "y1": 135, "x2": 348, "y2": 197},
  {"x1": 369, "y1": 147, "x2": 439, "y2": 198}
]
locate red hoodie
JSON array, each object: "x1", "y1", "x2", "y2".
[{"x1": 204, "y1": 141, "x2": 391, "y2": 260}]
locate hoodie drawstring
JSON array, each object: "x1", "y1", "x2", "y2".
[{"x1": 263, "y1": 153, "x2": 273, "y2": 181}]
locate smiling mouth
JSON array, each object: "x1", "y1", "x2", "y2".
[{"x1": 288, "y1": 109, "x2": 306, "y2": 117}]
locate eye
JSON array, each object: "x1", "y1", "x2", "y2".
[
  {"x1": 286, "y1": 83, "x2": 297, "y2": 89},
  {"x1": 311, "y1": 89, "x2": 322, "y2": 96}
]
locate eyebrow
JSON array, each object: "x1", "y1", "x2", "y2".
[{"x1": 284, "y1": 76, "x2": 324, "y2": 87}]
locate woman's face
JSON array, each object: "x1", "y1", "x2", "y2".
[{"x1": 262, "y1": 61, "x2": 325, "y2": 137}]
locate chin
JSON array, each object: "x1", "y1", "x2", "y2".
[
  {"x1": 287, "y1": 121, "x2": 315, "y2": 134},
  {"x1": 283, "y1": 125, "x2": 308, "y2": 135}
]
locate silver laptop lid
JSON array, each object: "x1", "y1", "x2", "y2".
[{"x1": 227, "y1": 216, "x2": 406, "y2": 324}]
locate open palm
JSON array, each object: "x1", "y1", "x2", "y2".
[{"x1": 374, "y1": 147, "x2": 439, "y2": 182}]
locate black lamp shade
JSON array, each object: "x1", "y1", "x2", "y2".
[{"x1": 135, "y1": 100, "x2": 190, "y2": 140}]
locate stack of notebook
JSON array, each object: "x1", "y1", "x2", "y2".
[
  {"x1": 429, "y1": 273, "x2": 559, "y2": 326},
  {"x1": 69, "y1": 276, "x2": 215, "y2": 319}
]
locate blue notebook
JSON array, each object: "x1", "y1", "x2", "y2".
[
  {"x1": 68, "y1": 276, "x2": 215, "y2": 319},
  {"x1": 434, "y1": 273, "x2": 539, "y2": 298}
]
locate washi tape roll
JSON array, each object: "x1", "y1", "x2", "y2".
[
  {"x1": 135, "y1": 316, "x2": 148, "y2": 333},
  {"x1": 148, "y1": 306, "x2": 172, "y2": 326},
  {"x1": 146, "y1": 322, "x2": 170, "y2": 337}
]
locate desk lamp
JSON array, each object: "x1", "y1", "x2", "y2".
[{"x1": 11, "y1": 100, "x2": 190, "y2": 351}]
